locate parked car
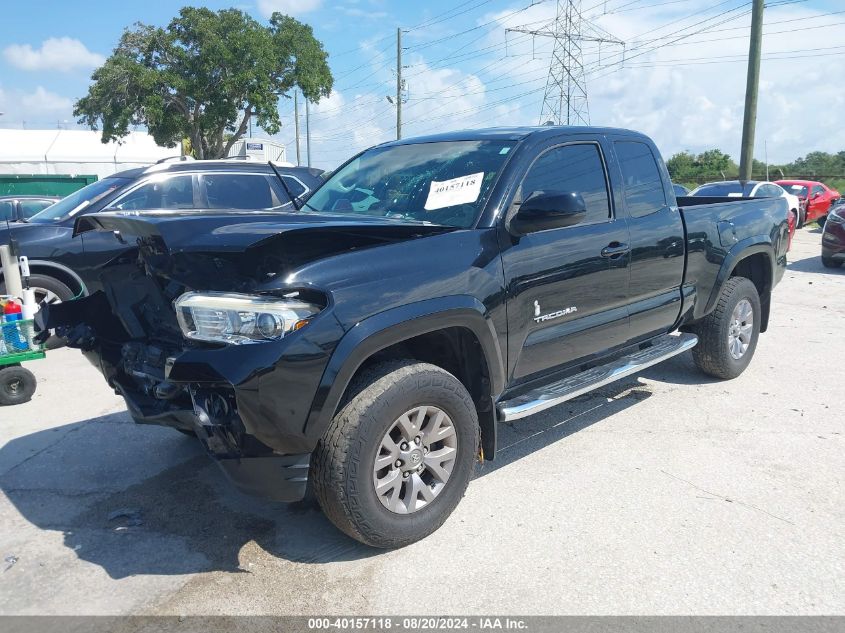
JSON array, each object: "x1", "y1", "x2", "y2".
[
  {"x1": 775, "y1": 180, "x2": 840, "y2": 228},
  {"x1": 0, "y1": 161, "x2": 324, "y2": 305},
  {"x1": 689, "y1": 180, "x2": 799, "y2": 242},
  {"x1": 821, "y1": 203, "x2": 845, "y2": 268},
  {"x1": 42, "y1": 126, "x2": 789, "y2": 548},
  {"x1": 672, "y1": 183, "x2": 689, "y2": 197},
  {"x1": 0, "y1": 195, "x2": 61, "y2": 223}
]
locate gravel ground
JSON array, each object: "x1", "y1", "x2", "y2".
[{"x1": 0, "y1": 227, "x2": 842, "y2": 615}]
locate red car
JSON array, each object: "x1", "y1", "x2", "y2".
[{"x1": 775, "y1": 180, "x2": 840, "y2": 228}]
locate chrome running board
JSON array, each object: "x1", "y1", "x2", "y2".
[{"x1": 497, "y1": 333, "x2": 698, "y2": 422}]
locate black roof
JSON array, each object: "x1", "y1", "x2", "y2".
[
  {"x1": 110, "y1": 160, "x2": 324, "y2": 180},
  {"x1": 378, "y1": 125, "x2": 650, "y2": 148}
]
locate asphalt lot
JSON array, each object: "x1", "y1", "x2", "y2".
[{"x1": 0, "y1": 227, "x2": 842, "y2": 615}]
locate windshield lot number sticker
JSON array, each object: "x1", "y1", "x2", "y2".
[{"x1": 425, "y1": 172, "x2": 484, "y2": 210}]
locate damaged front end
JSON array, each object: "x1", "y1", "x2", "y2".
[{"x1": 38, "y1": 211, "x2": 444, "y2": 501}]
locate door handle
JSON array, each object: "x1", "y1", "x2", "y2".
[{"x1": 601, "y1": 242, "x2": 630, "y2": 258}]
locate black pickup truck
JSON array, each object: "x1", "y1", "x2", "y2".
[{"x1": 42, "y1": 126, "x2": 790, "y2": 548}]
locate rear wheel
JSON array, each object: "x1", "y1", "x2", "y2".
[
  {"x1": 311, "y1": 360, "x2": 479, "y2": 548},
  {"x1": 797, "y1": 208, "x2": 806, "y2": 229},
  {"x1": 822, "y1": 256, "x2": 842, "y2": 269},
  {"x1": 0, "y1": 365, "x2": 37, "y2": 406},
  {"x1": 691, "y1": 277, "x2": 761, "y2": 380},
  {"x1": 817, "y1": 215, "x2": 827, "y2": 229}
]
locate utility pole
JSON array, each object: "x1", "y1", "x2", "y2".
[
  {"x1": 396, "y1": 27, "x2": 403, "y2": 139},
  {"x1": 508, "y1": 0, "x2": 623, "y2": 125},
  {"x1": 305, "y1": 98, "x2": 312, "y2": 168},
  {"x1": 294, "y1": 91, "x2": 301, "y2": 166},
  {"x1": 386, "y1": 28, "x2": 407, "y2": 139},
  {"x1": 739, "y1": 0, "x2": 764, "y2": 182}
]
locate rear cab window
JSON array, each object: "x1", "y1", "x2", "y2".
[{"x1": 614, "y1": 140, "x2": 667, "y2": 218}]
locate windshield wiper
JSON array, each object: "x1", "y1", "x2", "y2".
[{"x1": 268, "y1": 162, "x2": 301, "y2": 211}]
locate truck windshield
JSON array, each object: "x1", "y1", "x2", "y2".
[
  {"x1": 302, "y1": 140, "x2": 516, "y2": 228},
  {"x1": 26, "y1": 177, "x2": 130, "y2": 224}
]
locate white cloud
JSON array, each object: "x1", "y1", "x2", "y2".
[
  {"x1": 20, "y1": 86, "x2": 73, "y2": 112},
  {"x1": 0, "y1": 85, "x2": 74, "y2": 127},
  {"x1": 3, "y1": 37, "x2": 104, "y2": 72},
  {"x1": 256, "y1": 0, "x2": 322, "y2": 17},
  {"x1": 338, "y1": 6, "x2": 388, "y2": 19}
]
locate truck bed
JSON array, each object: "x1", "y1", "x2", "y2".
[{"x1": 677, "y1": 195, "x2": 790, "y2": 322}]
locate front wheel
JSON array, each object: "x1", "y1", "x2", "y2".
[
  {"x1": 822, "y1": 256, "x2": 842, "y2": 269},
  {"x1": 817, "y1": 215, "x2": 827, "y2": 229},
  {"x1": 797, "y1": 208, "x2": 806, "y2": 229},
  {"x1": 311, "y1": 360, "x2": 479, "y2": 548},
  {"x1": 691, "y1": 277, "x2": 761, "y2": 380}
]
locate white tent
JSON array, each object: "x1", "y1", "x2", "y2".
[{"x1": 0, "y1": 129, "x2": 176, "y2": 180}]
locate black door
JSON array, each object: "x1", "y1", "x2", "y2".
[
  {"x1": 500, "y1": 140, "x2": 631, "y2": 383},
  {"x1": 611, "y1": 139, "x2": 685, "y2": 341}
]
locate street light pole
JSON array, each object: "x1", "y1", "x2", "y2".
[
  {"x1": 294, "y1": 91, "x2": 301, "y2": 166},
  {"x1": 306, "y1": 98, "x2": 312, "y2": 168}
]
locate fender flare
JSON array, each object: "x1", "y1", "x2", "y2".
[
  {"x1": 303, "y1": 296, "x2": 506, "y2": 446},
  {"x1": 704, "y1": 238, "x2": 775, "y2": 322}
]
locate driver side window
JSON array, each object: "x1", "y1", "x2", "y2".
[
  {"x1": 520, "y1": 143, "x2": 611, "y2": 224},
  {"x1": 111, "y1": 175, "x2": 194, "y2": 211}
]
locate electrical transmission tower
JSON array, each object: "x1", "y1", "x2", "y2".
[{"x1": 508, "y1": 0, "x2": 624, "y2": 125}]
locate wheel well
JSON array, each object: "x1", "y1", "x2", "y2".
[
  {"x1": 23, "y1": 264, "x2": 84, "y2": 297},
  {"x1": 343, "y1": 327, "x2": 496, "y2": 459},
  {"x1": 730, "y1": 252, "x2": 772, "y2": 332}
]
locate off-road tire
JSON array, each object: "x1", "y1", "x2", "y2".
[
  {"x1": 691, "y1": 276, "x2": 761, "y2": 380},
  {"x1": 311, "y1": 360, "x2": 479, "y2": 548},
  {"x1": 0, "y1": 365, "x2": 37, "y2": 406},
  {"x1": 822, "y1": 256, "x2": 842, "y2": 269}
]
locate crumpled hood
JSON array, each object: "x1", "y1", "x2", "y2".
[{"x1": 73, "y1": 210, "x2": 454, "y2": 255}]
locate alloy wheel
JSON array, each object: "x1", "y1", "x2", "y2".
[{"x1": 372, "y1": 405, "x2": 458, "y2": 514}]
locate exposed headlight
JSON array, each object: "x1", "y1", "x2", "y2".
[{"x1": 174, "y1": 292, "x2": 320, "y2": 344}]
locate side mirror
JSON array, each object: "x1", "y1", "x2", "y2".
[{"x1": 509, "y1": 190, "x2": 588, "y2": 235}]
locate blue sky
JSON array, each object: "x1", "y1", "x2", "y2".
[{"x1": 2, "y1": 0, "x2": 845, "y2": 169}]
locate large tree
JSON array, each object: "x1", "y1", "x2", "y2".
[{"x1": 74, "y1": 7, "x2": 332, "y2": 159}]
